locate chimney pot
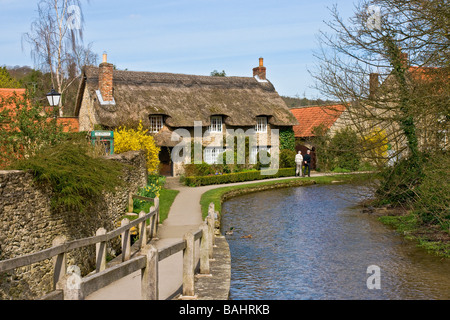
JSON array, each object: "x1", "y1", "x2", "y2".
[
  {"x1": 259, "y1": 57, "x2": 264, "y2": 67},
  {"x1": 102, "y1": 52, "x2": 107, "y2": 63}
]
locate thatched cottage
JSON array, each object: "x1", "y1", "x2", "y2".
[{"x1": 75, "y1": 54, "x2": 298, "y2": 176}]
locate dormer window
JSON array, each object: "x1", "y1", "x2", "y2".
[
  {"x1": 150, "y1": 115, "x2": 163, "y2": 133},
  {"x1": 209, "y1": 116, "x2": 223, "y2": 133},
  {"x1": 255, "y1": 116, "x2": 268, "y2": 133}
]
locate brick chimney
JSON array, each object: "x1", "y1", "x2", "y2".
[
  {"x1": 400, "y1": 52, "x2": 408, "y2": 70},
  {"x1": 369, "y1": 73, "x2": 379, "y2": 99},
  {"x1": 98, "y1": 52, "x2": 114, "y2": 102},
  {"x1": 253, "y1": 57, "x2": 266, "y2": 80}
]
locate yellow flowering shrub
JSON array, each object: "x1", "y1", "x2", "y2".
[
  {"x1": 114, "y1": 121, "x2": 161, "y2": 174},
  {"x1": 363, "y1": 127, "x2": 389, "y2": 164}
]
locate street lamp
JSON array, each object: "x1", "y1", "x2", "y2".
[{"x1": 46, "y1": 88, "x2": 61, "y2": 117}]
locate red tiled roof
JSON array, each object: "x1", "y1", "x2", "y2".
[
  {"x1": 290, "y1": 104, "x2": 346, "y2": 138},
  {"x1": 0, "y1": 88, "x2": 26, "y2": 101}
]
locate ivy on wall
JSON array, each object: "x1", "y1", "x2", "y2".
[{"x1": 279, "y1": 128, "x2": 295, "y2": 151}]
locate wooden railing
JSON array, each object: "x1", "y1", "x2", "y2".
[{"x1": 0, "y1": 198, "x2": 218, "y2": 300}]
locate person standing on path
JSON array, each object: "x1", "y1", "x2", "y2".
[
  {"x1": 295, "y1": 151, "x2": 303, "y2": 177},
  {"x1": 302, "y1": 150, "x2": 311, "y2": 177}
]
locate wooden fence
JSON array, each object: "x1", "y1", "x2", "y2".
[{"x1": 0, "y1": 197, "x2": 218, "y2": 300}]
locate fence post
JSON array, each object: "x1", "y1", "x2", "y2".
[
  {"x1": 154, "y1": 196, "x2": 160, "y2": 227},
  {"x1": 56, "y1": 265, "x2": 83, "y2": 300},
  {"x1": 206, "y1": 216, "x2": 214, "y2": 259},
  {"x1": 149, "y1": 206, "x2": 157, "y2": 239},
  {"x1": 95, "y1": 228, "x2": 107, "y2": 272},
  {"x1": 121, "y1": 218, "x2": 131, "y2": 261},
  {"x1": 182, "y1": 232, "x2": 196, "y2": 298},
  {"x1": 208, "y1": 203, "x2": 215, "y2": 220},
  {"x1": 208, "y1": 203, "x2": 216, "y2": 247},
  {"x1": 52, "y1": 235, "x2": 67, "y2": 290},
  {"x1": 128, "y1": 192, "x2": 134, "y2": 213},
  {"x1": 139, "y1": 211, "x2": 148, "y2": 248},
  {"x1": 199, "y1": 223, "x2": 211, "y2": 275},
  {"x1": 141, "y1": 245, "x2": 159, "y2": 300}
]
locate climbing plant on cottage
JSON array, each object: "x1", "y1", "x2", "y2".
[{"x1": 114, "y1": 121, "x2": 161, "y2": 174}]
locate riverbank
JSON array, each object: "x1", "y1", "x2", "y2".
[
  {"x1": 220, "y1": 182, "x2": 450, "y2": 299},
  {"x1": 199, "y1": 171, "x2": 449, "y2": 259},
  {"x1": 371, "y1": 207, "x2": 450, "y2": 258},
  {"x1": 200, "y1": 172, "x2": 373, "y2": 220}
]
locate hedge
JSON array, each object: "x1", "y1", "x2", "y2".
[{"x1": 182, "y1": 168, "x2": 296, "y2": 186}]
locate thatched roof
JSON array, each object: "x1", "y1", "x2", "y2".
[{"x1": 75, "y1": 66, "x2": 298, "y2": 128}]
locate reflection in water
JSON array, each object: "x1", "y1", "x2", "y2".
[{"x1": 221, "y1": 184, "x2": 450, "y2": 300}]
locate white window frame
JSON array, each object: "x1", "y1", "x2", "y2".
[
  {"x1": 255, "y1": 116, "x2": 268, "y2": 133},
  {"x1": 150, "y1": 115, "x2": 163, "y2": 133},
  {"x1": 204, "y1": 147, "x2": 224, "y2": 164},
  {"x1": 209, "y1": 116, "x2": 223, "y2": 133}
]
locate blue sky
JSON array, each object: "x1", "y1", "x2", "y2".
[{"x1": 0, "y1": 0, "x2": 357, "y2": 98}]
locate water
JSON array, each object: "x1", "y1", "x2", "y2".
[{"x1": 221, "y1": 184, "x2": 450, "y2": 300}]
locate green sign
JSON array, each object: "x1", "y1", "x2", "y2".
[{"x1": 90, "y1": 130, "x2": 114, "y2": 154}]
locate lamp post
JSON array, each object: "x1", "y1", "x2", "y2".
[{"x1": 46, "y1": 88, "x2": 61, "y2": 118}]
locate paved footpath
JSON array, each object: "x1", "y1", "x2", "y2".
[{"x1": 86, "y1": 172, "x2": 347, "y2": 300}]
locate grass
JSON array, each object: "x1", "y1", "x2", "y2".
[
  {"x1": 200, "y1": 172, "x2": 374, "y2": 219},
  {"x1": 379, "y1": 213, "x2": 450, "y2": 258},
  {"x1": 159, "y1": 188, "x2": 180, "y2": 223},
  {"x1": 130, "y1": 188, "x2": 179, "y2": 223}
]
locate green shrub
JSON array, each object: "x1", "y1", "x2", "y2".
[
  {"x1": 12, "y1": 139, "x2": 125, "y2": 212},
  {"x1": 413, "y1": 152, "x2": 449, "y2": 229},
  {"x1": 376, "y1": 155, "x2": 425, "y2": 206},
  {"x1": 254, "y1": 150, "x2": 271, "y2": 170},
  {"x1": 279, "y1": 149, "x2": 297, "y2": 168},
  {"x1": 184, "y1": 162, "x2": 215, "y2": 176},
  {"x1": 183, "y1": 168, "x2": 295, "y2": 186},
  {"x1": 330, "y1": 127, "x2": 361, "y2": 171}
]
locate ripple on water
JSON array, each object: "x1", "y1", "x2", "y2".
[{"x1": 223, "y1": 184, "x2": 450, "y2": 300}]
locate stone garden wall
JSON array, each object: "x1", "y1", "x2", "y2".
[{"x1": 0, "y1": 150, "x2": 147, "y2": 300}]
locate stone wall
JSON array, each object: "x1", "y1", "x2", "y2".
[{"x1": 0, "y1": 150, "x2": 147, "y2": 300}]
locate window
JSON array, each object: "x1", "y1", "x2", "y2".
[
  {"x1": 209, "y1": 116, "x2": 223, "y2": 133},
  {"x1": 150, "y1": 115, "x2": 163, "y2": 133},
  {"x1": 255, "y1": 116, "x2": 268, "y2": 133},
  {"x1": 250, "y1": 146, "x2": 271, "y2": 164},
  {"x1": 204, "y1": 147, "x2": 223, "y2": 164}
]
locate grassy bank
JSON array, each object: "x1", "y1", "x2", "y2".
[
  {"x1": 131, "y1": 188, "x2": 179, "y2": 224},
  {"x1": 200, "y1": 172, "x2": 374, "y2": 219},
  {"x1": 378, "y1": 212, "x2": 450, "y2": 258},
  {"x1": 159, "y1": 188, "x2": 180, "y2": 223}
]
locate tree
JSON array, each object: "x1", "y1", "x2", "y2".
[
  {"x1": 22, "y1": 0, "x2": 97, "y2": 116},
  {"x1": 0, "y1": 91, "x2": 67, "y2": 168},
  {"x1": 210, "y1": 70, "x2": 226, "y2": 77},
  {"x1": 311, "y1": 0, "x2": 449, "y2": 231},
  {"x1": 0, "y1": 67, "x2": 21, "y2": 88},
  {"x1": 311, "y1": 0, "x2": 448, "y2": 202}
]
